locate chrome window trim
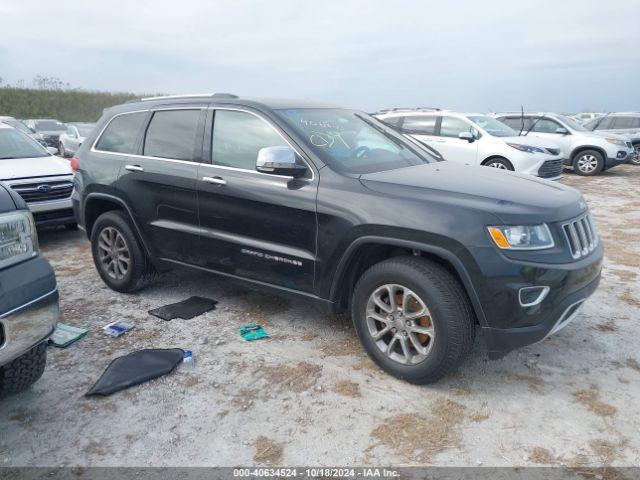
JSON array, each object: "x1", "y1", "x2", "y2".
[{"x1": 90, "y1": 106, "x2": 316, "y2": 180}]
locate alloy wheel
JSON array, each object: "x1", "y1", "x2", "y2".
[
  {"x1": 577, "y1": 154, "x2": 598, "y2": 173},
  {"x1": 632, "y1": 145, "x2": 640, "y2": 166},
  {"x1": 97, "y1": 226, "x2": 130, "y2": 280},
  {"x1": 488, "y1": 162, "x2": 508, "y2": 169},
  {"x1": 365, "y1": 284, "x2": 435, "y2": 365}
]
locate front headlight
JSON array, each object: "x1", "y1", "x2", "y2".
[
  {"x1": 487, "y1": 224, "x2": 554, "y2": 250},
  {"x1": 605, "y1": 138, "x2": 626, "y2": 147},
  {"x1": 506, "y1": 143, "x2": 545, "y2": 154},
  {"x1": 0, "y1": 210, "x2": 38, "y2": 269}
]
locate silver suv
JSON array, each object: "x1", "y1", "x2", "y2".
[
  {"x1": 583, "y1": 113, "x2": 640, "y2": 165},
  {"x1": 493, "y1": 112, "x2": 634, "y2": 176}
]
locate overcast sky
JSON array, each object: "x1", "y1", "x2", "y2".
[{"x1": 1, "y1": 0, "x2": 639, "y2": 113}]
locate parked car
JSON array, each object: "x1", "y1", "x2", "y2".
[
  {"x1": 583, "y1": 113, "x2": 640, "y2": 165},
  {"x1": 570, "y1": 112, "x2": 602, "y2": 124},
  {"x1": 73, "y1": 94, "x2": 602, "y2": 384},
  {"x1": 22, "y1": 119, "x2": 67, "y2": 150},
  {"x1": 0, "y1": 124, "x2": 76, "y2": 228},
  {"x1": 375, "y1": 109, "x2": 564, "y2": 179},
  {"x1": 0, "y1": 116, "x2": 45, "y2": 145},
  {"x1": 58, "y1": 123, "x2": 96, "y2": 158},
  {"x1": 492, "y1": 112, "x2": 634, "y2": 176},
  {"x1": 0, "y1": 181, "x2": 58, "y2": 398}
]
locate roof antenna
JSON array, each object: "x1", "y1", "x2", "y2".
[{"x1": 518, "y1": 105, "x2": 525, "y2": 136}]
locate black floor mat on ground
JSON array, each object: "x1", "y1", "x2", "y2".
[
  {"x1": 148, "y1": 296, "x2": 218, "y2": 321},
  {"x1": 85, "y1": 348, "x2": 184, "y2": 397}
]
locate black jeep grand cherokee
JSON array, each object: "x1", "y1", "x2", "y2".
[{"x1": 72, "y1": 94, "x2": 602, "y2": 384}]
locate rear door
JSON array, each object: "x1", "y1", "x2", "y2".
[
  {"x1": 196, "y1": 108, "x2": 318, "y2": 293},
  {"x1": 116, "y1": 107, "x2": 205, "y2": 264},
  {"x1": 432, "y1": 115, "x2": 479, "y2": 164}
]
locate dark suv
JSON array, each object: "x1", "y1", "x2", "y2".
[{"x1": 72, "y1": 94, "x2": 603, "y2": 384}]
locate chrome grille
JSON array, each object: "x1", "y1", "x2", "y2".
[
  {"x1": 537, "y1": 159, "x2": 563, "y2": 179},
  {"x1": 10, "y1": 180, "x2": 73, "y2": 203},
  {"x1": 562, "y1": 213, "x2": 598, "y2": 259}
]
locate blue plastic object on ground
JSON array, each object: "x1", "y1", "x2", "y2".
[{"x1": 240, "y1": 324, "x2": 269, "y2": 341}]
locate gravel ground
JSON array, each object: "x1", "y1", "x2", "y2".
[{"x1": 1, "y1": 165, "x2": 639, "y2": 470}]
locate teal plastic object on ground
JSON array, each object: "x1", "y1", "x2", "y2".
[{"x1": 240, "y1": 324, "x2": 269, "y2": 341}]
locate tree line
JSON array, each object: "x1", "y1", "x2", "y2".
[{"x1": 0, "y1": 76, "x2": 154, "y2": 122}]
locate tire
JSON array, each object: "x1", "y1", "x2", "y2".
[
  {"x1": 0, "y1": 343, "x2": 47, "y2": 398},
  {"x1": 351, "y1": 257, "x2": 476, "y2": 384},
  {"x1": 631, "y1": 144, "x2": 640, "y2": 166},
  {"x1": 58, "y1": 142, "x2": 66, "y2": 157},
  {"x1": 90, "y1": 210, "x2": 155, "y2": 293},
  {"x1": 573, "y1": 149, "x2": 604, "y2": 176},
  {"x1": 483, "y1": 157, "x2": 514, "y2": 171}
]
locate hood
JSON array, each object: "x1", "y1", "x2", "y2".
[
  {"x1": 360, "y1": 161, "x2": 585, "y2": 223},
  {"x1": 0, "y1": 155, "x2": 72, "y2": 180},
  {"x1": 499, "y1": 135, "x2": 560, "y2": 150}
]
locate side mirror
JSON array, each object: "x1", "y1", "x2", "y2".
[
  {"x1": 256, "y1": 146, "x2": 307, "y2": 177},
  {"x1": 46, "y1": 147, "x2": 58, "y2": 155},
  {"x1": 458, "y1": 131, "x2": 475, "y2": 143},
  {"x1": 555, "y1": 127, "x2": 569, "y2": 135}
]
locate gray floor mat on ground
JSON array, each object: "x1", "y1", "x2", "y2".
[
  {"x1": 85, "y1": 348, "x2": 184, "y2": 396},
  {"x1": 148, "y1": 296, "x2": 218, "y2": 321}
]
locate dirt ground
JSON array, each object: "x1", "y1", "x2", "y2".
[{"x1": 1, "y1": 165, "x2": 639, "y2": 469}]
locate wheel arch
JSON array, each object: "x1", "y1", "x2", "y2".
[
  {"x1": 481, "y1": 155, "x2": 513, "y2": 169},
  {"x1": 329, "y1": 236, "x2": 487, "y2": 327},
  {"x1": 83, "y1": 193, "x2": 151, "y2": 256},
  {"x1": 570, "y1": 145, "x2": 607, "y2": 162}
]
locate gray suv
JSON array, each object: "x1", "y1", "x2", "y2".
[{"x1": 584, "y1": 113, "x2": 640, "y2": 165}]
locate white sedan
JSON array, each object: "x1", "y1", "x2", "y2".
[{"x1": 58, "y1": 122, "x2": 96, "y2": 157}]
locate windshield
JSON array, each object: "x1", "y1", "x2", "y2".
[
  {"x1": 74, "y1": 124, "x2": 95, "y2": 136},
  {"x1": 0, "y1": 128, "x2": 49, "y2": 159},
  {"x1": 274, "y1": 109, "x2": 434, "y2": 174},
  {"x1": 467, "y1": 115, "x2": 517, "y2": 137},
  {"x1": 34, "y1": 120, "x2": 66, "y2": 132},
  {"x1": 556, "y1": 115, "x2": 588, "y2": 132},
  {"x1": 3, "y1": 120, "x2": 33, "y2": 134}
]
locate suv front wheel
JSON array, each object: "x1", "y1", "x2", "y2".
[
  {"x1": 90, "y1": 211, "x2": 155, "y2": 293},
  {"x1": 351, "y1": 257, "x2": 475, "y2": 384},
  {"x1": 573, "y1": 150, "x2": 604, "y2": 176}
]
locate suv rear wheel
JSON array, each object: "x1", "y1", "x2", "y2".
[
  {"x1": 351, "y1": 257, "x2": 475, "y2": 384},
  {"x1": 0, "y1": 343, "x2": 47, "y2": 398},
  {"x1": 91, "y1": 211, "x2": 155, "y2": 293},
  {"x1": 573, "y1": 150, "x2": 604, "y2": 176}
]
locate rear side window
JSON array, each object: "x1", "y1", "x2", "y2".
[
  {"x1": 612, "y1": 116, "x2": 640, "y2": 129},
  {"x1": 211, "y1": 110, "x2": 287, "y2": 170},
  {"x1": 439, "y1": 116, "x2": 471, "y2": 138},
  {"x1": 95, "y1": 112, "x2": 147, "y2": 154},
  {"x1": 402, "y1": 116, "x2": 437, "y2": 135},
  {"x1": 143, "y1": 110, "x2": 201, "y2": 161}
]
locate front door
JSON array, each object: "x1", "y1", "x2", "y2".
[
  {"x1": 433, "y1": 115, "x2": 479, "y2": 164},
  {"x1": 116, "y1": 108, "x2": 205, "y2": 264},
  {"x1": 526, "y1": 117, "x2": 572, "y2": 158},
  {"x1": 196, "y1": 108, "x2": 318, "y2": 293}
]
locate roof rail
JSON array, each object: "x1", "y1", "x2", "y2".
[
  {"x1": 375, "y1": 107, "x2": 441, "y2": 115},
  {"x1": 138, "y1": 93, "x2": 239, "y2": 102}
]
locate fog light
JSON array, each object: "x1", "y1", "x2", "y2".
[{"x1": 519, "y1": 286, "x2": 550, "y2": 307}]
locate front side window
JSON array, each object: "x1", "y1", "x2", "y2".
[
  {"x1": 212, "y1": 110, "x2": 287, "y2": 170},
  {"x1": 96, "y1": 112, "x2": 148, "y2": 154},
  {"x1": 530, "y1": 118, "x2": 562, "y2": 134},
  {"x1": 402, "y1": 116, "x2": 437, "y2": 135},
  {"x1": 586, "y1": 116, "x2": 613, "y2": 130},
  {"x1": 143, "y1": 110, "x2": 201, "y2": 161},
  {"x1": 439, "y1": 116, "x2": 473, "y2": 138},
  {"x1": 467, "y1": 115, "x2": 516, "y2": 137},
  {"x1": 0, "y1": 128, "x2": 49, "y2": 159},
  {"x1": 500, "y1": 117, "x2": 532, "y2": 131},
  {"x1": 275, "y1": 108, "x2": 434, "y2": 174},
  {"x1": 555, "y1": 115, "x2": 587, "y2": 132}
]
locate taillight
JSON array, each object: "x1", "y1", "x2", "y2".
[{"x1": 70, "y1": 157, "x2": 80, "y2": 172}]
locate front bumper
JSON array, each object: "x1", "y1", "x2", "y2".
[
  {"x1": 605, "y1": 152, "x2": 632, "y2": 169},
  {"x1": 466, "y1": 243, "x2": 603, "y2": 358},
  {"x1": 0, "y1": 257, "x2": 59, "y2": 367},
  {"x1": 29, "y1": 199, "x2": 75, "y2": 227}
]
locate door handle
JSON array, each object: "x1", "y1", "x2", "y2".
[
  {"x1": 125, "y1": 165, "x2": 144, "y2": 172},
  {"x1": 202, "y1": 176, "x2": 227, "y2": 186}
]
